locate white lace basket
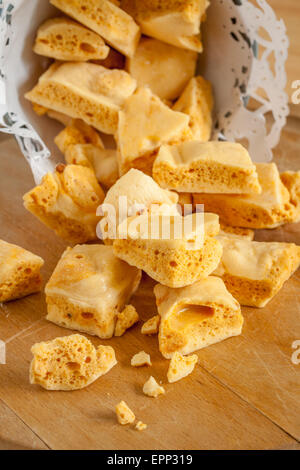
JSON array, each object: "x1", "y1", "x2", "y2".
[{"x1": 0, "y1": 0, "x2": 289, "y2": 183}]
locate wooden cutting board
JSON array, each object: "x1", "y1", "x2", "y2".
[{"x1": 0, "y1": 120, "x2": 299, "y2": 450}]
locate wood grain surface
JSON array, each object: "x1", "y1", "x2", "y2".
[
  {"x1": 0, "y1": 399, "x2": 48, "y2": 450},
  {"x1": 0, "y1": 117, "x2": 299, "y2": 449}
]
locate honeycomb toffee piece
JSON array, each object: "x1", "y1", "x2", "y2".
[
  {"x1": 153, "y1": 141, "x2": 261, "y2": 194},
  {"x1": 167, "y1": 351, "x2": 198, "y2": 383},
  {"x1": 113, "y1": 212, "x2": 222, "y2": 288},
  {"x1": 214, "y1": 236, "x2": 300, "y2": 308},
  {"x1": 154, "y1": 276, "x2": 243, "y2": 359},
  {"x1": 50, "y1": 0, "x2": 140, "y2": 57},
  {"x1": 136, "y1": 421, "x2": 147, "y2": 431},
  {"x1": 143, "y1": 376, "x2": 165, "y2": 398},
  {"x1": 121, "y1": 0, "x2": 208, "y2": 52},
  {"x1": 116, "y1": 401, "x2": 136, "y2": 425},
  {"x1": 0, "y1": 240, "x2": 44, "y2": 302},
  {"x1": 45, "y1": 245, "x2": 142, "y2": 339},
  {"x1": 193, "y1": 163, "x2": 297, "y2": 229},
  {"x1": 280, "y1": 170, "x2": 300, "y2": 222},
  {"x1": 219, "y1": 223, "x2": 255, "y2": 241},
  {"x1": 25, "y1": 62, "x2": 137, "y2": 134},
  {"x1": 23, "y1": 164, "x2": 105, "y2": 244},
  {"x1": 30, "y1": 334, "x2": 117, "y2": 391},
  {"x1": 32, "y1": 102, "x2": 48, "y2": 116},
  {"x1": 114, "y1": 305, "x2": 139, "y2": 336},
  {"x1": 33, "y1": 17, "x2": 110, "y2": 61},
  {"x1": 54, "y1": 119, "x2": 104, "y2": 155},
  {"x1": 116, "y1": 87, "x2": 191, "y2": 176},
  {"x1": 173, "y1": 76, "x2": 214, "y2": 142},
  {"x1": 98, "y1": 169, "x2": 179, "y2": 242},
  {"x1": 131, "y1": 351, "x2": 152, "y2": 367},
  {"x1": 141, "y1": 315, "x2": 160, "y2": 335},
  {"x1": 65, "y1": 145, "x2": 119, "y2": 189},
  {"x1": 126, "y1": 37, "x2": 197, "y2": 101}
]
